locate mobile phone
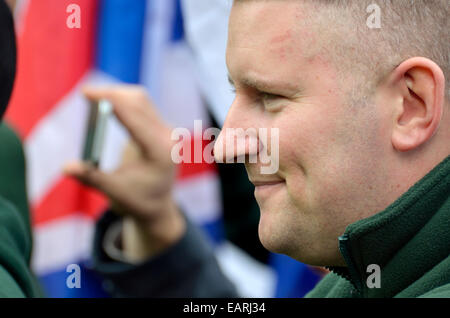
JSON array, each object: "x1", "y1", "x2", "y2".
[{"x1": 82, "y1": 99, "x2": 112, "y2": 167}]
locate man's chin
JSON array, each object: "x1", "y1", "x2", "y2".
[
  {"x1": 257, "y1": 215, "x2": 339, "y2": 266},
  {"x1": 258, "y1": 232, "x2": 286, "y2": 256},
  {"x1": 257, "y1": 214, "x2": 291, "y2": 255}
]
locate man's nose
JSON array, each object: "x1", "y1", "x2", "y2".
[{"x1": 214, "y1": 102, "x2": 260, "y2": 163}]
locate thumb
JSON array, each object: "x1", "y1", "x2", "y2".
[{"x1": 63, "y1": 161, "x2": 114, "y2": 195}]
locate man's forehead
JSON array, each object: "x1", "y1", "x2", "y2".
[
  {"x1": 227, "y1": 0, "x2": 319, "y2": 87},
  {"x1": 228, "y1": 0, "x2": 307, "y2": 47}
]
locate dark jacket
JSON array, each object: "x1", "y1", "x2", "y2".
[{"x1": 0, "y1": 123, "x2": 42, "y2": 297}]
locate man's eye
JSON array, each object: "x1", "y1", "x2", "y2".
[
  {"x1": 260, "y1": 92, "x2": 285, "y2": 111},
  {"x1": 260, "y1": 92, "x2": 277, "y2": 100},
  {"x1": 261, "y1": 92, "x2": 281, "y2": 103}
]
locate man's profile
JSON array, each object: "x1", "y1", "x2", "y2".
[
  {"x1": 220, "y1": 0, "x2": 449, "y2": 266},
  {"x1": 216, "y1": 0, "x2": 450, "y2": 297}
]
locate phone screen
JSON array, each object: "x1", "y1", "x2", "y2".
[{"x1": 82, "y1": 99, "x2": 112, "y2": 167}]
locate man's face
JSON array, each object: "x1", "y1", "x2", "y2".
[{"x1": 223, "y1": 0, "x2": 395, "y2": 266}]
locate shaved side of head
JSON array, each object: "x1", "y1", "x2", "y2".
[
  {"x1": 234, "y1": 0, "x2": 449, "y2": 104},
  {"x1": 308, "y1": 0, "x2": 449, "y2": 103}
]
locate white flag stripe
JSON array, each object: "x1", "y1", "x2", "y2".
[
  {"x1": 13, "y1": 0, "x2": 29, "y2": 35},
  {"x1": 215, "y1": 242, "x2": 277, "y2": 298},
  {"x1": 181, "y1": 0, "x2": 234, "y2": 126},
  {"x1": 158, "y1": 42, "x2": 208, "y2": 129},
  {"x1": 32, "y1": 214, "x2": 95, "y2": 275},
  {"x1": 174, "y1": 172, "x2": 222, "y2": 224},
  {"x1": 140, "y1": 0, "x2": 174, "y2": 104}
]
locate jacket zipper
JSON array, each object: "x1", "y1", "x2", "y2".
[{"x1": 338, "y1": 234, "x2": 363, "y2": 297}]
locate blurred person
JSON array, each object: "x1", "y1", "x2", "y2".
[{"x1": 66, "y1": 0, "x2": 450, "y2": 298}]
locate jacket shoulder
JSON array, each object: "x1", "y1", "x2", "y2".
[
  {"x1": 419, "y1": 284, "x2": 450, "y2": 298},
  {"x1": 0, "y1": 197, "x2": 42, "y2": 297},
  {"x1": 0, "y1": 123, "x2": 33, "y2": 253},
  {"x1": 0, "y1": 265, "x2": 26, "y2": 297}
]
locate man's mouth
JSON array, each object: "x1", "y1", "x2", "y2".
[
  {"x1": 252, "y1": 180, "x2": 285, "y2": 187},
  {"x1": 251, "y1": 179, "x2": 285, "y2": 199}
]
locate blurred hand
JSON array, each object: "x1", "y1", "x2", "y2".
[{"x1": 64, "y1": 85, "x2": 185, "y2": 261}]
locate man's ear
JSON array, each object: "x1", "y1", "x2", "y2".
[{"x1": 389, "y1": 57, "x2": 445, "y2": 152}]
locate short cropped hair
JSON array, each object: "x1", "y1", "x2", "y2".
[
  {"x1": 305, "y1": 0, "x2": 449, "y2": 102},
  {"x1": 234, "y1": 0, "x2": 449, "y2": 103},
  {"x1": 0, "y1": 0, "x2": 16, "y2": 120}
]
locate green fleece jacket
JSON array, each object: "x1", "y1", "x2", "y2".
[
  {"x1": 307, "y1": 156, "x2": 450, "y2": 298},
  {"x1": 0, "y1": 123, "x2": 42, "y2": 297}
]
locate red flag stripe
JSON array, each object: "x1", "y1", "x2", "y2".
[
  {"x1": 175, "y1": 136, "x2": 218, "y2": 179},
  {"x1": 32, "y1": 177, "x2": 107, "y2": 226}
]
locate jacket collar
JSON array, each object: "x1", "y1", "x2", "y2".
[{"x1": 328, "y1": 156, "x2": 450, "y2": 297}]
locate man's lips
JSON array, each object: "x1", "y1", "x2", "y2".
[
  {"x1": 251, "y1": 179, "x2": 285, "y2": 198},
  {"x1": 251, "y1": 180, "x2": 285, "y2": 187}
]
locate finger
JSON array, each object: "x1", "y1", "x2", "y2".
[
  {"x1": 100, "y1": 88, "x2": 172, "y2": 161},
  {"x1": 113, "y1": 105, "x2": 169, "y2": 159},
  {"x1": 82, "y1": 85, "x2": 126, "y2": 102},
  {"x1": 121, "y1": 141, "x2": 142, "y2": 166},
  {"x1": 63, "y1": 161, "x2": 117, "y2": 197}
]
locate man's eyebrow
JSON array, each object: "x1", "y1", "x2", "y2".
[
  {"x1": 228, "y1": 74, "x2": 299, "y2": 94},
  {"x1": 227, "y1": 74, "x2": 275, "y2": 92}
]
